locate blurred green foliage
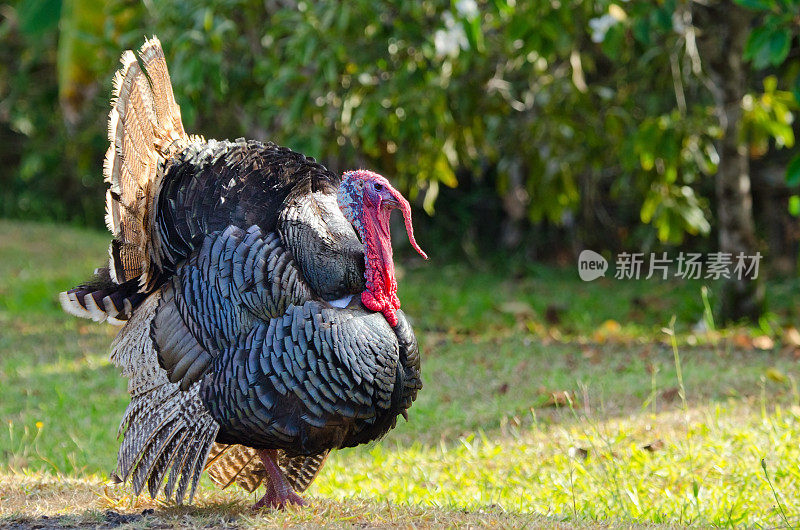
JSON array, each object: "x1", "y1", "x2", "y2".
[
  {"x1": 736, "y1": 0, "x2": 800, "y2": 210},
  {"x1": 1, "y1": 0, "x2": 799, "y2": 251}
]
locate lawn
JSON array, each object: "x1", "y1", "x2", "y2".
[{"x1": 2, "y1": 218, "x2": 800, "y2": 528}]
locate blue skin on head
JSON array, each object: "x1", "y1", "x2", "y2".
[{"x1": 337, "y1": 170, "x2": 396, "y2": 236}]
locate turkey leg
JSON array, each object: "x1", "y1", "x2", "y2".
[{"x1": 253, "y1": 449, "x2": 307, "y2": 510}]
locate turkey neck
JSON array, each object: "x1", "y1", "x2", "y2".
[{"x1": 359, "y1": 205, "x2": 400, "y2": 327}]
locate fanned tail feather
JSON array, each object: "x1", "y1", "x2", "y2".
[
  {"x1": 277, "y1": 451, "x2": 329, "y2": 493},
  {"x1": 205, "y1": 444, "x2": 328, "y2": 494},
  {"x1": 62, "y1": 36, "x2": 188, "y2": 323},
  {"x1": 206, "y1": 444, "x2": 262, "y2": 492},
  {"x1": 137, "y1": 38, "x2": 186, "y2": 149},
  {"x1": 103, "y1": 36, "x2": 191, "y2": 289}
]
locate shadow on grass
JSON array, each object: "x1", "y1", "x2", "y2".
[{"x1": 0, "y1": 476, "x2": 589, "y2": 529}]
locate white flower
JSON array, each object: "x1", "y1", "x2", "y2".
[
  {"x1": 588, "y1": 14, "x2": 618, "y2": 44},
  {"x1": 455, "y1": 0, "x2": 478, "y2": 19},
  {"x1": 434, "y1": 12, "x2": 468, "y2": 58}
]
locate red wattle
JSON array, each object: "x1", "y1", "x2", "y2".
[
  {"x1": 361, "y1": 291, "x2": 399, "y2": 327},
  {"x1": 361, "y1": 201, "x2": 401, "y2": 327},
  {"x1": 341, "y1": 170, "x2": 425, "y2": 327}
]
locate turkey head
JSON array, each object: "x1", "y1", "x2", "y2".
[{"x1": 337, "y1": 170, "x2": 427, "y2": 326}]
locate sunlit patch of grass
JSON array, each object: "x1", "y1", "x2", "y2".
[
  {"x1": 318, "y1": 400, "x2": 800, "y2": 527},
  {"x1": 3, "y1": 219, "x2": 800, "y2": 527},
  {"x1": 3, "y1": 400, "x2": 799, "y2": 527}
]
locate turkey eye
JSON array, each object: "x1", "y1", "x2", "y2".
[
  {"x1": 374, "y1": 183, "x2": 383, "y2": 191},
  {"x1": 356, "y1": 180, "x2": 364, "y2": 189}
]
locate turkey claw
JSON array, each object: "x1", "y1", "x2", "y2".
[{"x1": 252, "y1": 490, "x2": 307, "y2": 511}]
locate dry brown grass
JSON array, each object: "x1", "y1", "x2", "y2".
[{"x1": 0, "y1": 472, "x2": 683, "y2": 529}]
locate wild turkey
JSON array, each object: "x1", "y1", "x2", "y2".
[{"x1": 59, "y1": 37, "x2": 426, "y2": 509}]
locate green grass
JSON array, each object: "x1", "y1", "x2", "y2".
[{"x1": 2, "y1": 218, "x2": 800, "y2": 527}]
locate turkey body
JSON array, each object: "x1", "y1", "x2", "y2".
[
  {"x1": 60, "y1": 38, "x2": 422, "y2": 506},
  {"x1": 154, "y1": 139, "x2": 421, "y2": 454}
]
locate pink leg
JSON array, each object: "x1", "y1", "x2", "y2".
[{"x1": 252, "y1": 449, "x2": 307, "y2": 510}]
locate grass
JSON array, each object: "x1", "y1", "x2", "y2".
[{"x1": 2, "y1": 218, "x2": 800, "y2": 527}]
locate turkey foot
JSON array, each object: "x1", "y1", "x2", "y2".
[{"x1": 253, "y1": 449, "x2": 307, "y2": 510}]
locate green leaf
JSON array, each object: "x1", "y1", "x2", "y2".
[
  {"x1": 789, "y1": 195, "x2": 800, "y2": 216},
  {"x1": 787, "y1": 154, "x2": 800, "y2": 186},
  {"x1": 653, "y1": 4, "x2": 674, "y2": 31},
  {"x1": 744, "y1": 26, "x2": 768, "y2": 60},
  {"x1": 491, "y1": 0, "x2": 516, "y2": 16},
  {"x1": 793, "y1": 73, "x2": 800, "y2": 106},
  {"x1": 18, "y1": 0, "x2": 62, "y2": 37},
  {"x1": 764, "y1": 75, "x2": 778, "y2": 93},
  {"x1": 744, "y1": 26, "x2": 772, "y2": 68},
  {"x1": 632, "y1": 17, "x2": 652, "y2": 46},
  {"x1": 734, "y1": 0, "x2": 775, "y2": 10},
  {"x1": 767, "y1": 28, "x2": 791, "y2": 66},
  {"x1": 601, "y1": 23, "x2": 625, "y2": 59},
  {"x1": 745, "y1": 25, "x2": 791, "y2": 69},
  {"x1": 463, "y1": 16, "x2": 485, "y2": 54}
]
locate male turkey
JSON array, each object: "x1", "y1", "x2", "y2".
[{"x1": 59, "y1": 37, "x2": 426, "y2": 509}]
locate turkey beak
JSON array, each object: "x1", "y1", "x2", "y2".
[
  {"x1": 377, "y1": 188, "x2": 400, "y2": 210},
  {"x1": 380, "y1": 184, "x2": 428, "y2": 260}
]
